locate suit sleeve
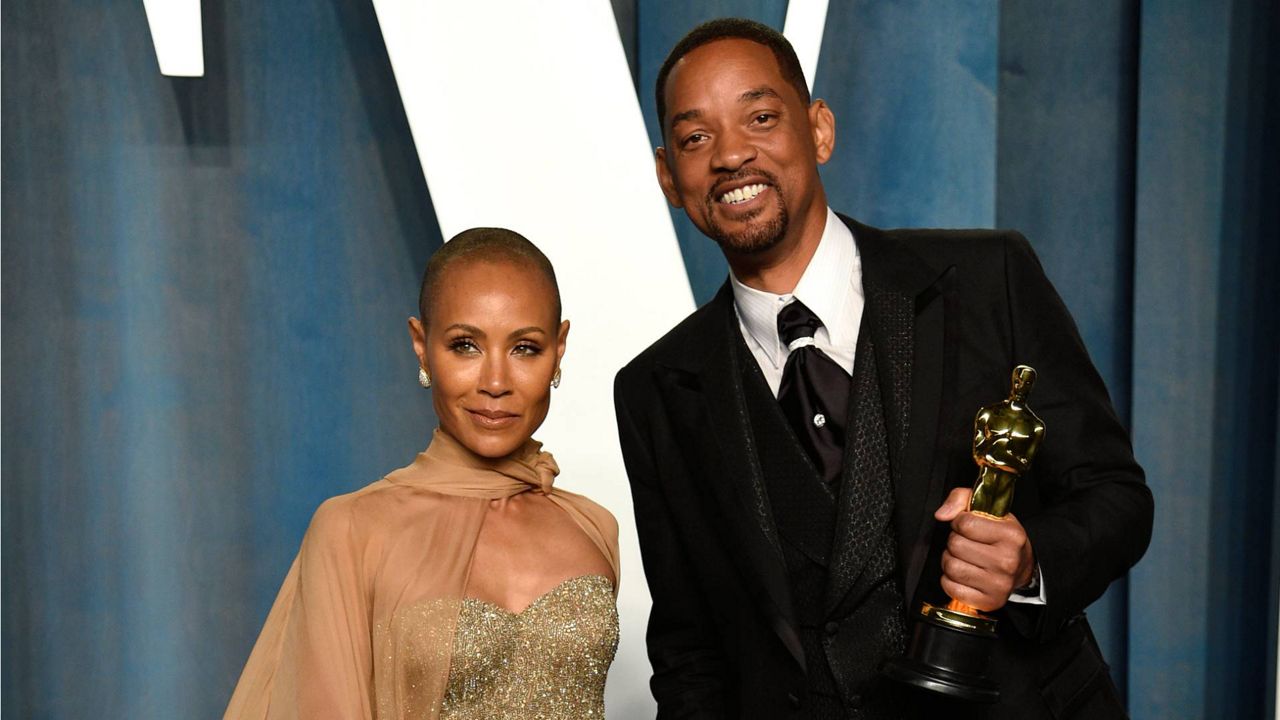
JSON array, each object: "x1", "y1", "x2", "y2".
[
  {"x1": 999, "y1": 232, "x2": 1154, "y2": 641},
  {"x1": 614, "y1": 367, "x2": 728, "y2": 719}
]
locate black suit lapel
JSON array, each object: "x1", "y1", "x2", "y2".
[
  {"x1": 897, "y1": 267, "x2": 955, "y2": 604},
  {"x1": 827, "y1": 217, "x2": 955, "y2": 608},
  {"x1": 652, "y1": 283, "x2": 806, "y2": 671},
  {"x1": 823, "y1": 295, "x2": 897, "y2": 614}
]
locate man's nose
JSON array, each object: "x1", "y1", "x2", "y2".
[{"x1": 711, "y1": 128, "x2": 757, "y2": 172}]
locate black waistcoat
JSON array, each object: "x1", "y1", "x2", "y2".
[{"x1": 738, "y1": 327, "x2": 909, "y2": 719}]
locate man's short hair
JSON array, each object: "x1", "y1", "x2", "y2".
[
  {"x1": 655, "y1": 18, "x2": 811, "y2": 140},
  {"x1": 418, "y1": 227, "x2": 561, "y2": 326}
]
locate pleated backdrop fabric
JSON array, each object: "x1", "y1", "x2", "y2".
[{"x1": 4, "y1": 0, "x2": 1277, "y2": 718}]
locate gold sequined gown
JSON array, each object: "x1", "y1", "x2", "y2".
[{"x1": 441, "y1": 575, "x2": 618, "y2": 719}]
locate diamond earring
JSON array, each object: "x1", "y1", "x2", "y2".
[
  {"x1": 551, "y1": 368, "x2": 562, "y2": 389},
  {"x1": 419, "y1": 367, "x2": 432, "y2": 388}
]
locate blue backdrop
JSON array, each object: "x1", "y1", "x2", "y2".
[{"x1": 4, "y1": 0, "x2": 1277, "y2": 717}]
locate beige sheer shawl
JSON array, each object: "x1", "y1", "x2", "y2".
[{"x1": 224, "y1": 429, "x2": 620, "y2": 720}]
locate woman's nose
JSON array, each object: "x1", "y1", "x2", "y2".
[{"x1": 478, "y1": 355, "x2": 512, "y2": 397}]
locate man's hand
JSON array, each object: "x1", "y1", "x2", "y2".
[{"x1": 934, "y1": 487, "x2": 1036, "y2": 612}]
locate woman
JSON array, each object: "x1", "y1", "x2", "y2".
[{"x1": 225, "y1": 228, "x2": 619, "y2": 719}]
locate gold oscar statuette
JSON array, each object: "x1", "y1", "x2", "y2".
[{"x1": 883, "y1": 365, "x2": 1045, "y2": 702}]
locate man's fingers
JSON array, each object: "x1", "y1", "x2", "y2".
[
  {"x1": 938, "y1": 491, "x2": 1035, "y2": 605},
  {"x1": 939, "y1": 576, "x2": 1003, "y2": 613},
  {"x1": 945, "y1": 532, "x2": 1022, "y2": 577},
  {"x1": 950, "y1": 510, "x2": 1025, "y2": 545},
  {"x1": 940, "y1": 550, "x2": 1014, "y2": 611},
  {"x1": 934, "y1": 487, "x2": 972, "y2": 522}
]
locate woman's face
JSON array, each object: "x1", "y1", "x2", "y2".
[{"x1": 410, "y1": 258, "x2": 568, "y2": 458}]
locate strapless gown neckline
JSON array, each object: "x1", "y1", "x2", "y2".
[
  {"x1": 462, "y1": 573, "x2": 612, "y2": 616},
  {"x1": 441, "y1": 574, "x2": 618, "y2": 719}
]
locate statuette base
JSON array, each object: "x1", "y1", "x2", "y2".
[{"x1": 882, "y1": 603, "x2": 999, "y2": 703}]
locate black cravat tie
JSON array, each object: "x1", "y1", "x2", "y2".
[{"x1": 776, "y1": 300, "x2": 851, "y2": 488}]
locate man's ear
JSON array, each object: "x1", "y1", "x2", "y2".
[
  {"x1": 654, "y1": 147, "x2": 684, "y2": 208},
  {"x1": 808, "y1": 99, "x2": 836, "y2": 165}
]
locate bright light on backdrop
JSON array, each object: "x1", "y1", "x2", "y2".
[{"x1": 142, "y1": 0, "x2": 204, "y2": 76}]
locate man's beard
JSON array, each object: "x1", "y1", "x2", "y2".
[{"x1": 703, "y1": 176, "x2": 790, "y2": 255}]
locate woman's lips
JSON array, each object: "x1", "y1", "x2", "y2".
[{"x1": 466, "y1": 409, "x2": 520, "y2": 430}]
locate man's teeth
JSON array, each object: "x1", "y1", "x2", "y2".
[{"x1": 720, "y1": 183, "x2": 767, "y2": 205}]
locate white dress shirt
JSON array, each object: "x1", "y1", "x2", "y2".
[
  {"x1": 729, "y1": 207, "x2": 1046, "y2": 605},
  {"x1": 731, "y1": 208, "x2": 862, "y2": 397}
]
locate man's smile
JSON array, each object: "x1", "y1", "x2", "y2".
[
  {"x1": 719, "y1": 183, "x2": 770, "y2": 205},
  {"x1": 709, "y1": 171, "x2": 780, "y2": 215}
]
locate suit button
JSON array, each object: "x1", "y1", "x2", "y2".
[
  {"x1": 824, "y1": 621, "x2": 839, "y2": 636},
  {"x1": 787, "y1": 692, "x2": 801, "y2": 708}
]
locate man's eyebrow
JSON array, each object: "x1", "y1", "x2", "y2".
[
  {"x1": 670, "y1": 108, "x2": 702, "y2": 129},
  {"x1": 740, "y1": 87, "x2": 781, "y2": 103},
  {"x1": 668, "y1": 87, "x2": 782, "y2": 131}
]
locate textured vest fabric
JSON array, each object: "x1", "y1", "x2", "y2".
[
  {"x1": 823, "y1": 329, "x2": 910, "y2": 718},
  {"x1": 739, "y1": 350, "x2": 846, "y2": 719},
  {"x1": 738, "y1": 325, "x2": 910, "y2": 719}
]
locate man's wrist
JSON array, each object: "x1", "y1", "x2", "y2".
[
  {"x1": 1016, "y1": 565, "x2": 1039, "y2": 594},
  {"x1": 1008, "y1": 564, "x2": 1047, "y2": 605}
]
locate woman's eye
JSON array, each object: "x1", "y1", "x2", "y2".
[
  {"x1": 513, "y1": 343, "x2": 543, "y2": 357},
  {"x1": 448, "y1": 338, "x2": 480, "y2": 355}
]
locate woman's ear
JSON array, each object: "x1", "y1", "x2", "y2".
[
  {"x1": 407, "y1": 316, "x2": 428, "y2": 369},
  {"x1": 555, "y1": 319, "x2": 570, "y2": 366}
]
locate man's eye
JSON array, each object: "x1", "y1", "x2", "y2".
[
  {"x1": 753, "y1": 113, "x2": 776, "y2": 125},
  {"x1": 681, "y1": 133, "x2": 706, "y2": 148}
]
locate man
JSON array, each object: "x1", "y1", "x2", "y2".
[{"x1": 614, "y1": 18, "x2": 1152, "y2": 719}]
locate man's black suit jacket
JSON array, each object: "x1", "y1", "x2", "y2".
[{"x1": 614, "y1": 216, "x2": 1153, "y2": 719}]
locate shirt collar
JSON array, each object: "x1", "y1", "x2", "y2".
[{"x1": 730, "y1": 208, "x2": 860, "y2": 369}]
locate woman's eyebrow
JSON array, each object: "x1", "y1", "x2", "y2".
[{"x1": 508, "y1": 326, "x2": 547, "y2": 340}]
